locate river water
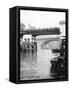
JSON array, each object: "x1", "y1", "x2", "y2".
[{"x1": 20, "y1": 38, "x2": 60, "y2": 80}]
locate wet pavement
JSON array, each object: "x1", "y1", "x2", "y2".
[{"x1": 20, "y1": 39, "x2": 61, "y2": 80}]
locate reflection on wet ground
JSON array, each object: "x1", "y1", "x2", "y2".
[{"x1": 20, "y1": 39, "x2": 64, "y2": 80}]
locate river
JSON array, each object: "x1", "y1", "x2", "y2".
[{"x1": 20, "y1": 38, "x2": 60, "y2": 80}]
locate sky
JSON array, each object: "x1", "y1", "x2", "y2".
[{"x1": 20, "y1": 10, "x2": 65, "y2": 29}]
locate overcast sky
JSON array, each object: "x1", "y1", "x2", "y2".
[{"x1": 20, "y1": 10, "x2": 65, "y2": 29}]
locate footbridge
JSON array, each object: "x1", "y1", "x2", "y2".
[{"x1": 20, "y1": 28, "x2": 60, "y2": 37}]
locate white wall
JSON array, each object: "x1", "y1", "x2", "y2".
[
  {"x1": 0, "y1": 0, "x2": 70, "y2": 90},
  {"x1": 22, "y1": 34, "x2": 32, "y2": 42}
]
